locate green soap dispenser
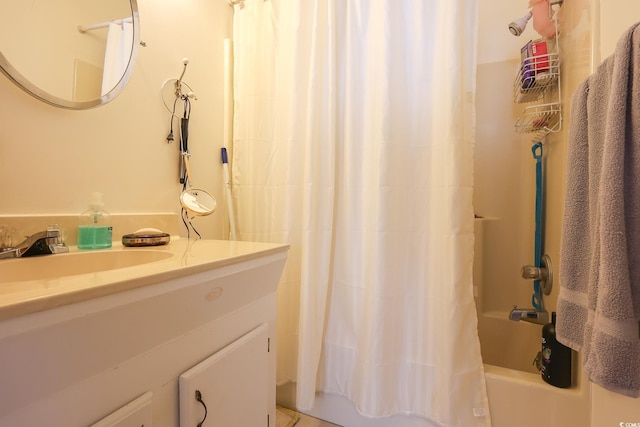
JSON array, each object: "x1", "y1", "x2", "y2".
[{"x1": 78, "y1": 192, "x2": 112, "y2": 250}]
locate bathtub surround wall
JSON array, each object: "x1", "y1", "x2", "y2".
[
  {"x1": 474, "y1": 61, "x2": 540, "y2": 374},
  {"x1": 474, "y1": 0, "x2": 559, "y2": 376}
]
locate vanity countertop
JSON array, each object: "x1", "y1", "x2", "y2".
[{"x1": 0, "y1": 238, "x2": 289, "y2": 321}]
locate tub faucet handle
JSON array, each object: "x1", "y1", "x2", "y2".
[
  {"x1": 509, "y1": 306, "x2": 550, "y2": 325},
  {"x1": 520, "y1": 254, "x2": 553, "y2": 296},
  {"x1": 521, "y1": 265, "x2": 546, "y2": 280},
  {"x1": 46, "y1": 226, "x2": 69, "y2": 254}
]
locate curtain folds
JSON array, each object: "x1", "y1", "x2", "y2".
[{"x1": 232, "y1": 1, "x2": 489, "y2": 425}]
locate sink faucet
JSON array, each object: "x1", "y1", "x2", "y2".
[
  {"x1": 509, "y1": 306, "x2": 549, "y2": 325},
  {"x1": 0, "y1": 229, "x2": 69, "y2": 260}
]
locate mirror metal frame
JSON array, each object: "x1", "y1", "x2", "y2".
[{"x1": 0, "y1": 1, "x2": 140, "y2": 110}]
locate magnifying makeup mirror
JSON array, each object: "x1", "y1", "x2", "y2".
[{"x1": 180, "y1": 152, "x2": 216, "y2": 216}]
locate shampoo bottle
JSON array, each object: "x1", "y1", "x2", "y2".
[
  {"x1": 78, "y1": 192, "x2": 112, "y2": 250},
  {"x1": 541, "y1": 311, "x2": 572, "y2": 388}
]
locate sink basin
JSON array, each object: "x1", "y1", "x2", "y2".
[{"x1": 0, "y1": 250, "x2": 173, "y2": 282}]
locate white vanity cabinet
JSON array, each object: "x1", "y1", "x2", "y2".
[{"x1": 0, "y1": 242, "x2": 288, "y2": 427}]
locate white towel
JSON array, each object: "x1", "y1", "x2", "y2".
[
  {"x1": 102, "y1": 21, "x2": 134, "y2": 96},
  {"x1": 557, "y1": 22, "x2": 640, "y2": 397}
]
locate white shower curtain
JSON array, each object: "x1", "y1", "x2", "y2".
[
  {"x1": 101, "y1": 21, "x2": 134, "y2": 96},
  {"x1": 232, "y1": 1, "x2": 489, "y2": 425}
]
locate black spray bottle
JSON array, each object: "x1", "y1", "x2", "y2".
[{"x1": 541, "y1": 311, "x2": 572, "y2": 388}]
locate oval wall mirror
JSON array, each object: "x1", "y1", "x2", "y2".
[{"x1": 0, "y1": 0, "x2": 140, "y2": 110}]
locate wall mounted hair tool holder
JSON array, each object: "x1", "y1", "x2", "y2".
[
  {"x1": 161, "y1": 58, "x2": 198, "y2": 118},
  {"x1": 161, "y1": 58, "x2": 198, "y2": 184},
  {"x1": 162, "y1": 79, "x2": 196, "y2": 116}
]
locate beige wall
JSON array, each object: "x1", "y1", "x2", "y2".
[{"x1": 0, "y1": 0, "x2": 233, "y2": 239}]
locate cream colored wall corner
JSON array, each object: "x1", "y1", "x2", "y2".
[{"x1": 0, "y1": 0, "x2": 232, "y2": 240}]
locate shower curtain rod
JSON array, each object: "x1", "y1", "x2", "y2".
[
  {"x1": 227, "y1": 0, "x2": 268, "y2": 8},
  {"x1": 78, "y1": 17, "x2": 133, "y2": 33}
]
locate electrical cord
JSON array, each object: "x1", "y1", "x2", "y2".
[
  {"x1": 181, "y1": 207, "x2": 202, "y2": 240},
  {"x1": 178, "y1": 95, "x2": 200, "y2": 239},
  {"x1": 167, "y1": 96, "x2": 180, "y2": 143}
]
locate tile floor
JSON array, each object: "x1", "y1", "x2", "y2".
[{"x1": 276, "y1": 406, "x2": 342, "y2": 427}]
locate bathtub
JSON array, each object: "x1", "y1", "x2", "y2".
[
  {"x1": 484, "y1": 364, "x2": 590, "y2": 426},
  {"x1": 475, "y1": 218, "x2": 591, "y2": 426},
  {"x1": 476, "y1": 313, "x2": 591, "y2": 426}
]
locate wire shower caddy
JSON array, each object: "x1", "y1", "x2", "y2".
[{"x1": 513, "y1": 32, "x2": 562, "y2": 142}]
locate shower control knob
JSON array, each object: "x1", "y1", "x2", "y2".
[
  {"x1": 521, "y1": 255, "x2": 553, "y2": 296},
  {"x1": 521, "y1": 265, "x2": 547, "y2": 281}
]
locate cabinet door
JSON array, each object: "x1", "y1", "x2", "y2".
[{"x1": 179, "y1": 324, "x2": 269, "y2": 427}]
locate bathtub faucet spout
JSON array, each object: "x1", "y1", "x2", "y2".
[{"x1": 509, "y1": 306, "x2": 549, "y2": 325}]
